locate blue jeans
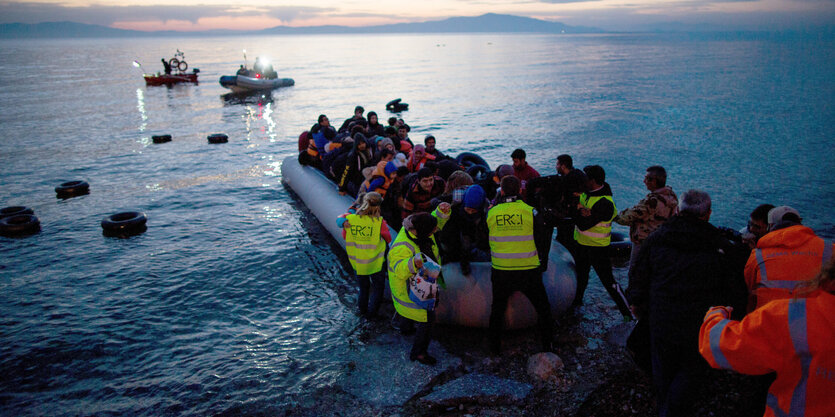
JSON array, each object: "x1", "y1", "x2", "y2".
[{"x1": 357, "y1": 270, "x2": 385, "y2": 316}]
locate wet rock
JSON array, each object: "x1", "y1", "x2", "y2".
[
  {"x1": 337, "y1": 333, "x2": 462, "y2": 407},
  {"x1": 420, "y1": 373, "x2": 532, "y2": 407},
  {"x1": 526, "y1": 352, "x2": 564, "y2": 381}
]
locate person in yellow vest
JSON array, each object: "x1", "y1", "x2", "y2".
[
  {"x1": 487, "y1": 175, "x2": 553, "y2": 355},
  {"x1": 338, "y1": 192, "x2": 392, "y2": 319},
  {"x1": 388, "y1": 205, "x2": 450, "y2": 365},
  {"x1": 572, "y1": 165, "x2": 634, "y2": 320}
]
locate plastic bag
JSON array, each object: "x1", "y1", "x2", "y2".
[{"x1": 407, "y1": 255, "x2": 441, "y2": 310}]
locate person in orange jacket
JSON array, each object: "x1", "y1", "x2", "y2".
[
  {"x1": 699, "y1": 257, "x2": 835, "y2": 417},
  {"x1": 744, "y1": 206, "x2": 833, "y2": 312}
]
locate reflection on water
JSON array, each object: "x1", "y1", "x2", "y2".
[{"x1": 222, "y1": 91, "x2": 274, "y2": 106}]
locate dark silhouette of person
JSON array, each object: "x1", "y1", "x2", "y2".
[{"x1": 161, "y1": 58, "x2": 171, "y2": 75}]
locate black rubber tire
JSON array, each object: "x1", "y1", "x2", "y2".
[
  {"x1": 0, "y1": 206, "x2": 34, "y2": 219},
  {"x1": 0, "y1": 214, "x2": 40, "y2": 237},
  {"x1": 456, "y1": 152, "x2": 490, "y2": 171},
  {"x1": 101, "y1": 211, "x2": 147, "y2": 237},
  {"x1": 208, "y1": 133, "x2": 229, "y2": 144},
  {"x1": 385, "y1": 98, "x2": 402, "y2": 109},
  {"x1": 466, "y1": 164, "x2": 491, "y2": 182},
  {"x1": 609, "y1": 231, "x2": 632, "y2": 259},
  {"x1": 55, "y1": 180, "x2": 90, "y2": 198},
  {"x1": 152, "y1": 134, "x2": 172, "y2": 144}
]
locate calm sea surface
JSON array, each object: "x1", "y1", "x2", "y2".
[{"x1": 1, "y1": 33, "x2": 833, "y2": 415}]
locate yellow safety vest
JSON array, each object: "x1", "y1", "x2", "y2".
[
  {"x1": 344, "y1": 214, "x2": 386, "y2": 275},
  {"x1": 487, "y1": 200, "x2": 539, "y2": 271},
  {"x1": 573, "y1": 194, "x2": 616, "y2": 247}
]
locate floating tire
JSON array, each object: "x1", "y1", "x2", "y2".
[
  {"x1": 102, "y1": 211, "x2": 147, "y2": 237},
  {"x1": 610, "y1": 231, "x2": 632, "y2": 259},
  {"x1": 208, "y1": 133, "x2": 228, "y2": 144},
  {"x1": 466, "y1": 164, "x2": 491, "y2": 182},
  {"x1": 152, "y1": 134, "x2": 172, "y2": 144},
  {"x1": 456, "y1": 152, "x2": 490, "y2": 171},
  {"x1": 0, "y1": 206, "x2": 34, "y2": 219},
  {"x1": 0, "y1": 214, "x2": 40, "y2": 237},
  {"x1": 386, "y1": 98, "x2": 409, "y2": 112},
  {"x1": 55, "y1": 180, "x2": 90, "y2": 199}
]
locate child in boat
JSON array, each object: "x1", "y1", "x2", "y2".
[{"x1": 338, "y1": 192, "x2": 391, "y2": 319}]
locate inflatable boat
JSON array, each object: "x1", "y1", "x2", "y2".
[
  {"x1": 281, "y1": 156, "x2": 577, "y2": 329},
  {"x1": 219, "y1": 74, "x2": 294, "y2": 93}
]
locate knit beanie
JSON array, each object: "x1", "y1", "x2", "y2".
[
  {"x1": 407, "y1": 213, "x2": 437, "y2": 239},
  {"x1": 384, "y1": 161, "x2": 397, "y2": 176},
  {"x1": 463, "y1": 185, "x2": 486, "y2": 209},
  {"x1": 495, "y1": 164, "x2": 514, "y2": 179}
]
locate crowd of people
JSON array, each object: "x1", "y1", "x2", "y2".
[{"x1": 298, "y1": 106, "x2": 833, "y2": 417}]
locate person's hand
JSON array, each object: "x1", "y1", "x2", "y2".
[
  {"x1": 705, "y1": 306, "x2": 733, "y2": 320},
  {"x1": 437, "y1": 202, "x2": 451, "y2": 214},
  {"x1": 412, "y1": 254, "x2": 423, "y2": 270},
  {"x1": 579, "y1": 208, "x2": 591, "y2": 217}
]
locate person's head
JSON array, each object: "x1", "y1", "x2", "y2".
[
  {"x1": 351, "y1": 125, "x2": 366, "y2": 137},
  {"x1": 767, "y1": 206, "x2": 802, "y2": 231},
  {"x1": 424, "y1": 135, "x2": 436, "y2": 150},
  {"x1": 384, "y1": 161, "x2": 398, "y2": 180},
  {"x1": 387, "y1": 116, "x2": 397, "y2": 126},
  {"x1": 396, "y1": 118, "x2": 405, "y2": 127},
  {"x1": 379, "y1": 148, "x2": 395, "y2": 162},
  {"x1": 377, "y1": 137, "x2": 393, "y2": 151},
  {"x1": 318, "y1": 114, "x2": 329, "y2": 126},
  {"x1": 500, "y1": 175, "x2": 522, "y2": 198},
  {"x1": 353, "y1": 134, "x2": 367, "y2": 151},
  {"x1": 582, "y1": 165, "x2": 606, "y2": 189},
  {"x1": 417, "y1": 167, "x2": 434, "y2": 192},
  {"x1": 353, "y1": 105, "x2": 364, "y2": 117},
  {"x1": 405, "y1": 212, "x2": 438, "y2": 239},
  {"x1": 748, "y1": 204, "x2": 775, "y2": 238},
  {"x1": 802, "y1": 257, "x2": 835, "y2": 295},
  {"x1": 358, "y1": 192, "x2": 382, "y2": 217},
  {"x1": 367, "y1": 111, "x2": 378, "y2": 125},
  {"x1": 384, "y1": 126, "x2": 397, "y2": 138},
  {"x1": 679, "y1": 189, "x2": 712, "y2": 220},
  {"x1": 494, "y1": 164, "x2": 514, "y2": 184},
  {"x1": 556, "y1": 154, "x2": 573, "y2": 175},
  {"x1": 644, "y1": 165, "x2": 667, "y2": 190},
  {"x1": 463, "y1": 185, "x2": 486, "y2": 215},
  {"x1": 395, "y1": 166, "x2": 410, "y2": 182},
  {"x1": 412, "y1": 145, "x2": 426, "y2": 161},
  {"x1": 397, "y1": 126, "x2": 408, "y2": 139},
  {"x1": 511, "y1": 148, "x2": 527, "y2": 169},
  {"x1": 445, "y1": 170, "x2": 473, "y2": 194}
]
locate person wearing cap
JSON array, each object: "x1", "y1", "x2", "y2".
[
  {"x1": 437, "y1": 184, "x2": 491, "y2": 275},
  {"x1": 572, "y1": 165, "x2": 633, "y2": 320},
  {"x1": 510, "y1": 148, "x2": 540, "y2": 185},
  {"x1": 699, "y1": 257, "x2": 835, "y2": 417},
  {"x1": 744, "y1": 205, "x2": 833, "y2": 312},
  {"x1": 401, "y1": 167, "x2": 445, "y2": 219},
  {"x1": 486, "y1": 175, "x2": 553, "y2": 355},
  {"x1": 338, "y1": 192, "x2": 392, "y2": 319},
  {"x1": 614, "y1": 166, "x2": 679, "y2": 277},
  {"x1": 423, "y1": 135, "x2": 447, "y2": 160},
  {"x1": 741, "y1": 204, "x2": 775, "y2": 250},
  {"x1": 388, "y1": 206, "x2": 451, "y2": 365},
  {"x1": 339, "y1": 105, "x2": 365, "y2": 133}
]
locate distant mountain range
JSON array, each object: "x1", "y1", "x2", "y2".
[{"x1": 0, "y1": 13, "x2": 602, "y2": 38}]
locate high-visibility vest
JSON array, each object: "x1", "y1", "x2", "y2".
[
  {"x1": 574, "y1": 194, "x2": 616, "y2": 247},
  {"x1": 699, "y1": 292, "x2": 835, "y2": 417},
  {"x1": 344, "y1": 214, "x2": 386, "y2": 275},
  {"x1": 388, "y1": 229, "x2": 439, "y2": 323},
  {"x1": 745, "y1": 225, "x2": 833, "y2": 310},
  {"x1": 487, "y1": 200, "x2": 539, "y2": 271}
]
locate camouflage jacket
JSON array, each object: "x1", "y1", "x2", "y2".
[{"x1": 614, "y1": 186, "x2": 678, "y2": 244}]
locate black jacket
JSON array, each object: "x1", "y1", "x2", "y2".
[
  {"x1": 627, "y1": 213, "x2": 749, "y2": 346},
  {"x1": 437, "y1": 202, "x2": 490, "y2": 267}
]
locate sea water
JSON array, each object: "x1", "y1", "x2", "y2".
[{"x1": 1, "y1": 32, "x2": 833, "y2": 415}]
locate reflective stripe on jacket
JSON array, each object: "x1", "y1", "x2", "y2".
[
  {"x1": 745, "y1": 225, "x2": 833, "y2": 310},
  {"x1": 699, "y1": 292, "x2": 835, "y2": 417},
  {"x1": 486, "y1": 200, "x2": 539, "y2": 271},
  {"x1": 574, "y1": 194, "x2": 616, "y2": 247},
  {"x1": 344, "y1": 214, "x2": 386, "y2": 275}
]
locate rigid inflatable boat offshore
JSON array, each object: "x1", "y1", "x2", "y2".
[
  {"x1": 219, "y1": 74, "x2": 294, "y2": 93},
  {"x1": 281, "y1": 156, "x2": 577, "y2": 329}
]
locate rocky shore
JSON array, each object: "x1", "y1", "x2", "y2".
[{"x1": 280, "y1": 266, "x2": 766, "y2": 417}]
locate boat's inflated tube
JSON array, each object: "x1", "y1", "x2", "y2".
[
  {"x1": 0, "y1": 214, "x2": 40, "y2": 237},
  {"x1": 55, "y1": 180, "x2": 90, "y2": 198},
  {"x1": 102, "y1": 211, "x2": 147, "y2": 237},
  {"x1": 0, "y1": 206, "x2": 34, "y2": 219},
  {"x1": 281, "y1": 156, "x2": 576, "y2": 329},
  {"x1": 456, "y1": 152, "x2": 490, "y2": 171}
]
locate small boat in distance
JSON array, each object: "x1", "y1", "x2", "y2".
[
  {"x1": 219, "y1": 54, "x2": 294, "y2": 93},
  {"x1": 135, "y1": 50, "x2": 200, "y2": 86}
]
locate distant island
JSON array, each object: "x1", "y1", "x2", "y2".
[{"x1": 0, "y1": 13, "x2": 603, "y2": 39}]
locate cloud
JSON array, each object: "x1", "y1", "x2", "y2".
[{"x1": 0, "y1": 2, "x2": 332, "y2": 25}]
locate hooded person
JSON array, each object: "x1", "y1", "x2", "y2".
[
  {"x1": 437, "y1": 184, "x2": 491, "y2": 275},
  {"x1": 388, "y1": 206, "x2": 451, "y2": 365},
  {"x1": 407, "y1": 144, "x2": 436, "y2": 173},
  {"x1": 366, "y1": 111, "x2": 385, "y2": 137},
  {"x1": 336, "y1": 133, "x2": 373, "y2": 196},
  {"x1": 323, "y1": 136, "x2": 354, "y2": 180},
  {"x1": 361, "y1": 161, "x2": 398, "y2": 198}
]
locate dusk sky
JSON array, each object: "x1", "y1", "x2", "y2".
[{"x1": 1, "y1": 0, "x2": 833, "y2": 31}]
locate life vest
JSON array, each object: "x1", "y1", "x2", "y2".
[
  {"x1": 574, "y1": 194, "x2": 616, "y2": 247},
  {"x1": 360, "y1": 161, "x2": 393, "y2": 197},
  {"x1": 699, "y1": 292, "x2": 835, "y2": 417},
  {"x1": 487, "y1": 200, "x2": 539, "y2": 271},
  {"x1": 344, "y1": 214, "x2": 386, "y2": 275},
  {"x1": 745, "y1": 225, "x2": 832, "y2": 310},
  {"x1": 306, "y1": 140, "x2": 319, "y2": 159}
]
